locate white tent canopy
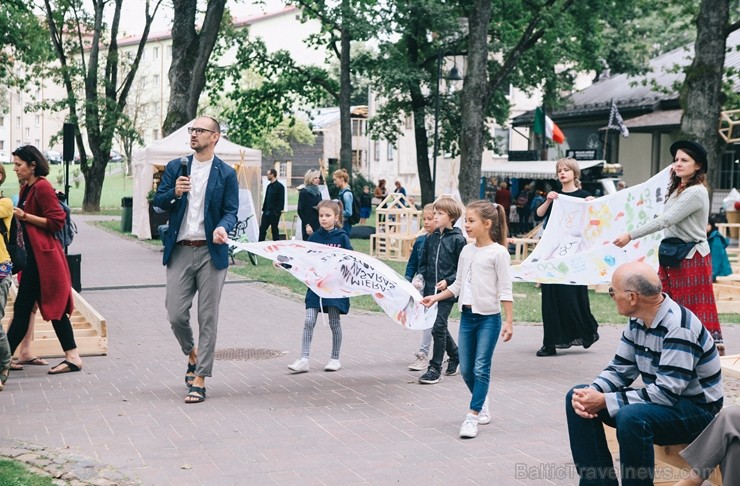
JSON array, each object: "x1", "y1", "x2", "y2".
[
  {"x1": 481, "y1": 160, "x2": 605, "y2": 180},
  {"x1": 132, "y1": 121, "x2": 262, "y2": 239}
]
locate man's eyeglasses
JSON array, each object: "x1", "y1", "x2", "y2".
[
  {"x1": 608, "y1": 287, "x2": 638, "y2": 298},
  {"x1": 187, "y1": 127, "x2": 216, "y2": 135}
]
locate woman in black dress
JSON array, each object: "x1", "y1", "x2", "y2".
[
  {"x1": 534, "y1": 157, "x2": 599, "y2": 356},
  {"x1": 297, "y1": 169, "x2": 323, "y2": 240}
]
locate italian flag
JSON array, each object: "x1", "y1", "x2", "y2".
[{"x1": 533, "y1": 107, "x2": 565, "y2": 144}]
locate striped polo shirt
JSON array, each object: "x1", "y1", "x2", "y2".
[{"x1": 591, "y1": 295, "x2": 723, "y2": 417}]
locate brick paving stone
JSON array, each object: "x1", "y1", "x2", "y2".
[{"x1": 0, "y1": 215, "x2": 738, "y2": 485}]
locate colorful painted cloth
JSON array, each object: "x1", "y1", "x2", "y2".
[
  {"x1": 229, "y1": 239, "x2": 437, "y2": 330},
  {"x1": 511, "y1": 167, "x2": 672, "y2": 285}
]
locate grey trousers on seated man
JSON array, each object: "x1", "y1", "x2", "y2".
[{"x1": 680, "y1": 406, "x2": 740, "y2": 484}]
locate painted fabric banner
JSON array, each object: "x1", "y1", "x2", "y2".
[
  {"x1": 511, "y1": 167, "x2": 672, "y2": 285},
  {"x1": 229, "y1": 240, "x2": 437, "y2": 330}
]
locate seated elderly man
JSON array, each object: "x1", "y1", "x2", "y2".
[{"x1": 565, "y1": 262, "x2": 723, "y2": 486}]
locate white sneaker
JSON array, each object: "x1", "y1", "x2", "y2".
[
  {"x1": 478, "y1": 397, "x2": 491, "y2": 425},
  {"x1": 324, "y1": 359, "x2": 341, "y2": 371},
  {"x1": 459, "y1": 413, "x2": 479, "y2": 438},
  {"x1": 288, "y1": 358, "x2": 309, "y2": 373},
  {"x1": 408, "y1": 352, "x2": 428, "y2": 371}
]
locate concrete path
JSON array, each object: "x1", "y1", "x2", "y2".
[{"x1": 1, "y1": 215, "x2": 738, "y2": 485}]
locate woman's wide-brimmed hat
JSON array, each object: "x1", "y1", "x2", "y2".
[{"x1": 670, "y1": 140, "x2": 708, "y2": 171}]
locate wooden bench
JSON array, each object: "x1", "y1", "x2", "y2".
[{"x1": 604, "y1": 426, "x2": 722, "y2": 485}]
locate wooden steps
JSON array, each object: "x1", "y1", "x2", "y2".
[{"x1": 1, "y1": 284, "x2": 107, "y2": 358}]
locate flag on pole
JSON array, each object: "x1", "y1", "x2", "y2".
[
  {"x1": 607, "y1": 100, "x2": 629, "y2": 137},
  {"x1": 533, "y1": 107, "x2": 565, "y2": 144}
]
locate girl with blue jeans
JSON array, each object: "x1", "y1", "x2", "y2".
[{"x1": 422, "y1": 200, "x2": 513, "y2": 438}]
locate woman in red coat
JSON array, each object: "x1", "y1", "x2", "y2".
[{"x1": 6, "y1": 145, "x2": 81, "y2": 375}]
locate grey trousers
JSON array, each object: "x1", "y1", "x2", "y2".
[
  {"x1": 166, "y1": 245, "x2": 227, "y2": 378},
  {"x1": 680, "y1": 406, "x2": 740, "y2": 483}
]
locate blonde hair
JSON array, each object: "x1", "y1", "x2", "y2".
[
  {"x1": 422, "y1": 203, "x2": 434, "y2": 217},
  {"x1": 556, "y1": 157, "x2": 581, "y2": 189},
  {"x1": 304, "y1": 169, "x2": 320, "y2": 186},
  {"x1": 432, "y1": 196, "x2": 463, "y2": 224},
  {"x1": 332, "y1": 168, "x2": 349, "y2": 184},
  {"x1": 466, "y1": 200, "x2": 508, "y2": 246},
  {"x1": 317, "y1": 199, "x2": 343, "y2": 227}
]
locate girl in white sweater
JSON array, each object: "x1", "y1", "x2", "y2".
[{"x1": 422, "y1": 200, "x2": 513, "y2": 438}]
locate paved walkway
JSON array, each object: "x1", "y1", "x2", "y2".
[{"x1": 1, "y1": 216, "x2": 738, "y2": 485}]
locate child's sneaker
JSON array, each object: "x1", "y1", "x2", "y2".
[
  {"x1": 288, "y1": 358, "x2": 309, "y2": 373},
  {"x1": 418, "y1": 367, "x2": 442, "y2": 384},
  {"x1": 459, "y1": 413, "x2": 479, "y2": 438},
  {"x1": 444, "y1": 358, "x2": 459, "y2": 376},
  {"x1": 478, "y1": 397, "x2": 491, "y2": 425},
  {"x1": 408, "y1": 352, "x2": 428, "y2": 371},
  {"x1": 324, "y1": 359, "x2": 341, "y2": 371}
]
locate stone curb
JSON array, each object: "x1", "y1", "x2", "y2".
[{"x1": 0, "y1": 439, "x2": 139, "y2": 486}]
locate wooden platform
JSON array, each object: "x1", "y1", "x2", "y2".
[
  {"x1": 605, "y1": 425, "x2": 722, "y2": 485},
  {"x1": 1, "y1": 284, "x2": 108, "y2": 358}
]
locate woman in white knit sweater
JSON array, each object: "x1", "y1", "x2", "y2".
[{"x1": 613, "y1": 140, "x2": 724, "y2": 354}]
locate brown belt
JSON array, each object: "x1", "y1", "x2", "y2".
[{"x1": 177, "y1": 240, "x2": 207, "y2": 247}]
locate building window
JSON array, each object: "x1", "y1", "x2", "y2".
[
  {"x1": 141, "y1": 76, "x2": 147, "y2": 89},
  {"x1": 373, "y1": 140, "x2": 380, "y2": 161},
  {"x1": 34, "y1": 139, "x2": 40, "y2": 148},
  {"x1": 0, "y1": 117, "x2": 4, "y2": 127},
  {"x1": 152, "y1": 128, "x2": 159, "y2": 140},
  {"x1": 167, "y1": 45, "x2": 172, "y2": 59},
  {"x1": 405, "y1": 115, "x2": 413, "y2": 130},
  {"x1": 493, "y1": 127, "x2": 510, "y2": 156},
  {"x1": 142, "y1": 48, "x2": 147, "y2": 61},
  {"x1": 16, "y1": 92, "x2": 21, "y2": 103},
  {"x1": 153, "y1": 46, "x2": 159, "y2": 59},
  {"x1": 387, "y1": 142, "x2": 394, "y2": 161},
  {"x1": 352, "y1": 119, "x2": 365, "y2": 136},
  {"x1": 25, "y1": 128, "x2": 30, "y2": 139},
  {"x1": 15, "y1": 117, "x2": 21, "y2": 128},
  {"x1": 0, "y1": 141, "x2": 4, "y2": 150},
  {"x1": 35, "y1": 115, "x2": 40, "y2": 127},
  {"x1": 153, "y1": 74, "x2": 160, "y2": 86}
]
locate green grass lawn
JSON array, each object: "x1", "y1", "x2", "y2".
[
  {"x1": 94, "y1": 215, "x2": 740, "y2": 325},
  {"x1": 0, "y1": 459, "x2": 54, "y2": 486}
]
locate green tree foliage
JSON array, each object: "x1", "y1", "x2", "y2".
[
  {"x1": 0, "y1": 1, "x2": 52, "y2": 85},
  {"x1": 208, "y1": 32, "x2": 335, "y2": 149},
  {"x1": 257, "y1": 116, "x2": 316, "y2": 158},
  {"x1": 40, "y1": 0, "x2": 163, "y2": 210}
]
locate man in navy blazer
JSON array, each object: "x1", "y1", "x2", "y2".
[{"x1": 153, "y1": 116, "x2": 238, "y2": 404}]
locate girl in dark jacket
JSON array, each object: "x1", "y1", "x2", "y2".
[
  {"x1": 288, "y1": 200, "x2": 353, "y2": 373},
  {"x1": 417, "y1": 196, "x2": 466, "y2": 384}
]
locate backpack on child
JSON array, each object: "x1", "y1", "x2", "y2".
[
  {"x1": 0, "y1": 212, "x2": 26, "y2": 275},
  {"x1": 340, "y1": 188, "x2": 361, "y2": 225}
]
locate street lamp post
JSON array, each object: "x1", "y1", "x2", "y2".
[{"x1": 432, "y1": 51, "x2": 463, "y2": 198}]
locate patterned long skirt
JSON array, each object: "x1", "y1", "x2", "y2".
[{"x1": 659, "y1": 252, "x2": 724, "y2": 350}]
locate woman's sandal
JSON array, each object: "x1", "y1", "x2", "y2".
[
  {"x1": 185, "y1": 362, "x2": 197, "y2": 388},
  {"x1": 185, "y1": 386, "x2": 206, "y2": 404}
]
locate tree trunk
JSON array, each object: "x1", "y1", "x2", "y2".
[
  {"x1": 82, "y1": 151, "x2": 108, "y2": 212},
  {"x1": 163, "y1": 0, "x2": 227, "y2": 136},
  {"x1": 339, "y1": 25, "x2": 353, "y2": 181},
  {"x1": 680, "y1": 0, "x2": 729, "y2": 194},
  {"x1": 458, "y1": 0, "x2": 491, "y2": 204},
  {"x1": 410, "y1": 83, "x2": 434, "y2": 205}
]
